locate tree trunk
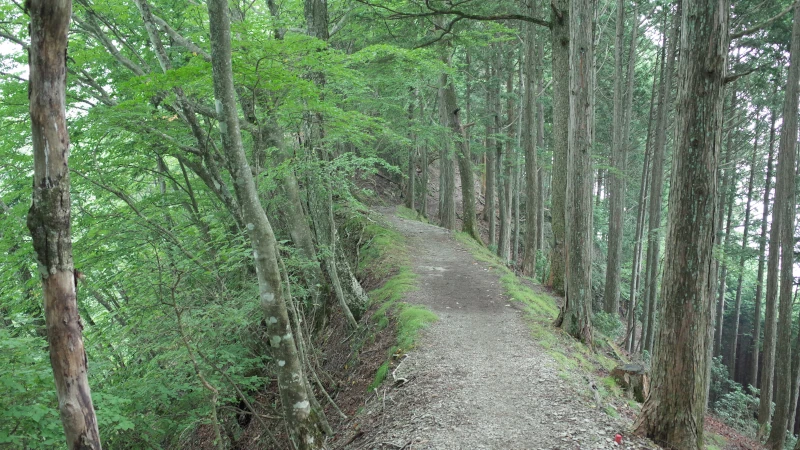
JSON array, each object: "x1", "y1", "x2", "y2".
[
  {"x1": 439, "y1": 70, "x2": 480, "y2": 242},
  {"x1": 641, "y1": 7, "x2": 679, "y2": 355},
  {"x1": 750, "y1": 99, "x2": 777, "y2": 390},
  {"x1": 439, "y1": 127, "x2": 457, "y2": 230},
  {"x1": 555, "y1": 0, "x2": 594, "y2": 343},
  {"x1": 759, "y1": 109, "x2": 787, "y2": 438},
  {"x1": 498, "y1": 62, "x2": 515, "y2": 260},
  {"x1": 485, "y1": 62, "x2": 497, "y2": 246},
  {"x1": 633, "y1": 0, "x2": 727, "y2": 447},
  {"x1": 25, "y1": 2, "x2": 103, "y2": 448},
  {"x1": 522, "y1": 0, "x2": 540, "y2": 276},
  {"x1": 406, "y1": 92, "x2": 416, "y2": 211},
  {"x1": 713, "y1": 89, "x2": 737, "y2": 359},
  {"x1": 728, "y1": 128, "x2": 759, "y2": 378},
  {"x1": 604, "y1": 0, "x2": 627, "y2": 315},
  {"x1": 548, "y1": 0, "x2": 569, "y2": 294},
  {"x1": 766, "y1": 7, "x2": 800, "y2": 448},
  {"x1": 206, "y1": 1, "x2": 325, "y2": 447},
  {"x1": 419, "y1": 95, "x2": 429, "y2": 219},
  {"x1": 626, "y1": 28, "x2": 658, "y2": 353},
  {"x1": 788, "y1": 291, "x2": 800, "y2": 441},
  {"x1": 714, "y1": 166, "x2": 736, "y2": 358}
]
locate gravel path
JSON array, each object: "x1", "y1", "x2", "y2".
[{"x1": 344, "y1": 209, "x2": 655, "y2": 450}]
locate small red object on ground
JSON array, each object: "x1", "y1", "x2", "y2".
[{"x1": 615, "y1": 434, "x2": 622, "y2": 444}]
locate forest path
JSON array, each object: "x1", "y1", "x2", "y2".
[{"x1": 345, "y1": 207, "x2": 644, "y2": 450}]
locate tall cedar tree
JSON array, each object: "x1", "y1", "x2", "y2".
[
  {"x1": 555, "y1": 0, "x2": 594, "y2": 343},
  {"x1": 766, "y1": 4, "x2": 800, "y2": 447},
  {"x1": 633, "y1": 0, "x2": 728, "y2": 447}
]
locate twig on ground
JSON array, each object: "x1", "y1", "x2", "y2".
[{"x1": 392, "y1": 354, "x2": 409, "y2": 385}]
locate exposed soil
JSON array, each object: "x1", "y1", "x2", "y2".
[{"x1": 333, "y1": 207, "x2": 657, "y2": 450}]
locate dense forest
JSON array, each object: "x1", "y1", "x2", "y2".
[{"x1": 1, "y1": 0, "x2": 799, "y2": 449}]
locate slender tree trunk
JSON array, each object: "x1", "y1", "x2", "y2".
[
  {"x1": 604, "y1": 0, "x2": 627, "y2": 314},
  {"x1": 283, "y1": 171, "x2": 323, "y2": 308},
  {"x1": 406, "y1": 91, "x2": 416, "y2": 211},
  {"x1": 498, "y1": 63, "x2": 514, "y2": 260},
  {"x1": 548, "y1": 0, "x2": 569, "y2": 294},
  {"x1": 759, "y1": 119, "x2": 786, "y2": 439},
  {"x1": 641, "y1": 7, "x2": 679, "y2": 355},
  {"x1": 626, "y1": 34, "x2": 657, "y2": 353},
  {"x1": 439, "y1": 125, "x2": 457, "y2": 230},
  {"x1": 750, "y1": 100, "x2": 777, "y2": 390},
  {"x1": 439, "y1": 70, "x2": 480, "y2": 242},
  {"x1": 766, "y1": 7, "x2": 800, "y2": 448},
  {"x1": 25, "y1": 2, "x2": 103, "y2": 448},
  {"x1": 535, "y1": 93, "x2": 545, "y2": 262},
  {"x1": 788, "y1": 291, "x2": 800, "y2": 441},
  {"x1": 485, "y1": 62, "x2": 497, "y2": 246},
  {"x1": 633, "y1": 0, "x2": 727, "y2": 447},
  {"x1": 419, "y1": 96, "x2": 429, "y2": 219},
  {"x1": 714, "y1": 167, "x2": 736, "y2": 358},
  {"x1": 555, "y1": 0, "x2": 594, "y2": 343},
  {"x1": 206, "y1": 1, "x2": 325, "y2": 447},
  {"x1": 522, "y1": 0, "x2": 540, "y2": 275},
  {"x1": 713, "y1": 89, "x2": 737, "y2": 358},
  {"x1": 728, "y1": 128, "x2": 759, "y2": 378}
]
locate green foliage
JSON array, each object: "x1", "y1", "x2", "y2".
[
  {"x1": 592, "y1": 311, "x2": 624, "y2": 340},
  {"x1": 709, "y1": 356, "x2": 760, "y2": 439}
]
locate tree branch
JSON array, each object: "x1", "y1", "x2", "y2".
[
  {"x1": 730, "y1": 1, "x2": 798, "y2": 40},
  {"x1": 354, "y1": 0, "x2": 551, "y2": 28}
]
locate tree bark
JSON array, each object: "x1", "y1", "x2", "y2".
[
  {"x1": 766, "y1": 6, "x2": 800, "y2": 448},
  {"x1": 25, "y1": 2, "x2": 103, "y2": 448},
  {"x1": 548, "y1": 0, "x2": 569, "y2": 294},
  {"x1": 555, "y1": 0, "x2": 594, "y2": 343},
  {"x1": 206, "y1": 1, "x2": 325, "y2": 447},
  {"x1": 633, "y1": 0, "x2": 727, "y2": 447}
]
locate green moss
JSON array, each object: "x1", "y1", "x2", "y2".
[
  {"x1": 396, "y1": 205, "x2": 428, "y2": 223},
  {"x1": 358, "y1": 215, "x2": 437, "y2": 393},
  {"x1": 604, "y1": 405, "x2": 620, "y2": 418},
  {"x1": 396, "y1": 305, "x2": 437, "y2": 350},
  {"x1": 704, "y1": 432, "x2": 727, "y2": 450},
  {"x1": 369, "y1": 361, "x2": 390, "y2": 390}
]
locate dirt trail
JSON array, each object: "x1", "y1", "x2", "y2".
[{"x1": 344, "y1": 208, "x2": 652, "y2": 450}]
